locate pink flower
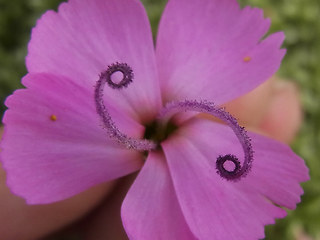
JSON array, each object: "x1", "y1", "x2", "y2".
[{"x1": 0, "y1": 0, "x2": 309, "y2": 239}]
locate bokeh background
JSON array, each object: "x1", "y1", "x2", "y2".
[{"x1": 0, "y1": 0, "x2": 319, "y2": 239}]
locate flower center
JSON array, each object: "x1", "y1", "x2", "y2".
[
  {"x1": 95, "y1": 62, "x2": 253, "y2": 181},
  {"x1": 144, "y1": 120, "x2": 178, "y2": 145}
]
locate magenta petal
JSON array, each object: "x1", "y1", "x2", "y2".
[
  {"x1": 241, "y1": 133, "x2": 309, "y2": 210},
  {"x1": 157, "y1": 0, "x2": 286, "y2": 104},
  {"x1": 27, "y1": 0, "x2": 161, "y2": 121},
  {"x1": 162, "y1": 119, "x2": 308, "y2": 240},
  {"x1": 121, "y1": 152, "x2": 195, "y2": 240},
  {"x1": 1, "y1": 73, "x2": 143, "y2": 204}
]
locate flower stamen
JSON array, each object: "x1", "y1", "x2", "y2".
[
  {"x1": 95, "y1": 62, "x2": 157, "y2": 151},
  {"x1": 159, "y1": 100, "x2": 253, "y2": 181}
]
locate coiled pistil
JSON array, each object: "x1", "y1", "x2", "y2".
[
  {"x1": 159, "y1": 100, "x2": 253, "y2": 181},
  {"x1": 95, "y1": 62, "x2": 157, "y2": 151},
  {"x1": 95, "y1": 63, "x2": 253, "y2": 181}
]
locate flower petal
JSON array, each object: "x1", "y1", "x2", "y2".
[
  {"x1": 27, "y1": 0, "x2": 161, "y2": 122},
  {"x1": 162, "y1": 118, "x2": 308, "y2": 240},
  {"x1": 156, "y1": 0, "x2": 286, "y2": 104},
  {"x1": 1, "y1": 73, "x2": 143, "y2": 204},
  {"x1": 121, "y1": 152, "x2": 195, "y2": 240}
]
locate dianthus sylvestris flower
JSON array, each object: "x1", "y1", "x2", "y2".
[{"x1": 0, "y1": 0, "x2": 309, "y2": 239}]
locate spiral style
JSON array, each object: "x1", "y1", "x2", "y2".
[
  {"x1": 159, "y1": 100, "x2": 253, "y2": 181},
  {"x1": 95, "y1": 63, "x2": 157, "y2": 151},
  {"x1": 96, "y1": 63, "x2": 253, "y2": 180},
  {"x1": 102, "y1": 62, "x2": 134, "y2": 89}
]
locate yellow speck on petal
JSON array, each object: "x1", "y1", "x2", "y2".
[
  {"x1": 243, "y1": 56, "x2": 251, "y2": 62},
  {"x1": 50, "y1": 115, "x2": 57, "y2": 121}
]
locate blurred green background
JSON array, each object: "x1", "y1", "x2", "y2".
[{"x1": 0, "y1": 0, "x2": 319, "y2": 239}]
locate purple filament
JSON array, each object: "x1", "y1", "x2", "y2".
[
  {"x1": 95, "y1": 64, "x2": 157, "y2": 151},
  {"x1": 159, "y1": 100, "x2": 253, "y2": 181}
]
